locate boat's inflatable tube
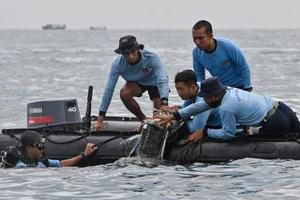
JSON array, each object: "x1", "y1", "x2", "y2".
[{"x1": 1, "y1": 117, "x2": 300, "y2": 166}]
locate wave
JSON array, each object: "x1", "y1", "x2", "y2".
[
  {"x1": 58, "y1": 48, "x2": 102, "y2": 53},
  {"x1": 0, "y1": 49, "x2": 19, "y2": 54},
  {"x1": 32, "y1": 48, "x2": 54, "y2": 53},
  {"x1": 244, "y1": 47, "x2": 300, "y2": 54},
  {"x1": 52, "y1": 57, "x2": 99, "y2": 64}
]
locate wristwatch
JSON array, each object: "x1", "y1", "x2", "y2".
[{"x1": 80, "y1": 152, "x2": 87, "y2": 159}]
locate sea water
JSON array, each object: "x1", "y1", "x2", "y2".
[{"x1": 0, "y1": 29, "x2": 300, "y2": 199}]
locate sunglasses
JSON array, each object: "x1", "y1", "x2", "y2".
[
  {"x1": 34, "y1": 142, "x2": 46, "y2": 151},
  {"x1": 32, "y1": 138, "x2": 46, "y2": 151}
]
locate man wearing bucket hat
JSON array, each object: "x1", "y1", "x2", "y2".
[
  {"x1": 1, "y1": 130, "x2": 97, "y2": 168},
  {"x1": 154, "y1": 77, "x2": 299, "y2": 141},
  {"x1": 92, "y1": 35, "x2": 169, "y2": 132}
]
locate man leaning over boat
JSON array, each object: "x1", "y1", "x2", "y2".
[
  {"x1": 154, "y1": 77, "x2": 300, "y2": 141},
  {"x1": 169, "y1": 69, "x2": 222, "y2": 135}
]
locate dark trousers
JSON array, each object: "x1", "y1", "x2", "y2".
[{"x1": 260, "y1": 102, "x2": 300, "y2": 135}]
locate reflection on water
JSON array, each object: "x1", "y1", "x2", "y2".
[{"x1": 1, "y1": 158, "x2": 300, "y2": 199}]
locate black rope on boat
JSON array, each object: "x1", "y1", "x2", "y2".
[
  {"x1": 1, "y1": 129, "x2": 90, "y2": 147},
  {"x1": 94, "y1": 135, "x2": 121, "y2": 148},
  {"x1": 285, "y1": 132, "x2": 300, "y2": 144},
  {"x1": 85, "y1": 134, "x2": 124, "y2": 159},
  {"x1": 176, "y1": 137, "x2": 208, "y2": 164},
  {"x1": 41, "y1": 128, "x2": 90, "y2": 145}
]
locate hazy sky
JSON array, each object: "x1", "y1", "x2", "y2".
[{"x1": 0, "y1": 0, "x2": 299, "y2": 29}]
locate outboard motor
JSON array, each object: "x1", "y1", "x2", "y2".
[{"x1": 27, "y1": 99, "x2": 81, "y2": 128}]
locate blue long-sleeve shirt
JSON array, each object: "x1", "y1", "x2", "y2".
[
  {"x1": 177, "y1": 88, "x2": 274, "y2": 139},
  {"x1": 207, "y1": 88, "x2": 273, "y2": 139},
  {"x1": 181, "y1": 96, "x2": 221, "y2": 132},
  {"x1": 99, "y1": 48, "x2": 169, "y2": 113},
  {"x1": 193, "y1": 38, "x2": 252, "y2": 89},
  {"x1": 15, "y1": 159, "x2": 61, "y2": 168}
]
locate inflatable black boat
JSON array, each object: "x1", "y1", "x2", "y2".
[
  {"x1": 1, "y1": 86, "x2": 300, "y2": 167},
  {"x1": 1, "y1": 115, "x2": 300, "y2": 167}
]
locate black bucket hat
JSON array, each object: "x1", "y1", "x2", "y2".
[
  {"x1": 20, "y1": 130, "x2": 42, "y2": 147},
  {"x1": 114, "y1": 35, "x2": 144, "y2": 54},
  {"x1": 197, "y1": 77, "x2": 227, "y2": 98}
]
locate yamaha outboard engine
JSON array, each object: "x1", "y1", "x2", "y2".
[{"x1": 27, "y1": 99, "x2": 81, "y2": 128}]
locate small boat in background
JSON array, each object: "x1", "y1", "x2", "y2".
[
  {"x1": 89, "y1": 25, "x2": 106, "y2": 30},
  {"x1": 42, "y1": 24, "x2": 66, "y2": 30}
]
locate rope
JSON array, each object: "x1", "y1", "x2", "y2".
[
  {"x1": 285, "y1": 132, "x2": 300, "y2": 144},
  {"x1": 42, "y1": 128, "x2": 89, "y2": 144},
  {"x1": 94, "y1": 135, "x2": 121, "y2": 148},
  {"x1": 176, "y1": 137, "x2": 208, "y2": 164}
]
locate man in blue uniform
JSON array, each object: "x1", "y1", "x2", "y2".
[
  {"x1": 1, "y1": 130, "x2": 97, "y2": 168},
  {"x1": 92, "y1": 35, "x2": 169, "y2": 131},
  {"x1": 155, "y1": 77, "x2": 299, "y2": 141},
  {"x1": 171, "y1": 70, "x2": 221, "y2": 135},
  {"x1": 192, "y1": 20, "x2": 252, "y2": 91}
]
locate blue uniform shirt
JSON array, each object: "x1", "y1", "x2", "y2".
[
  {"x1": 177, "y1": 88, "x2": 274, "y2": 139},
  {"x1": 99, "y1": 48, "x2": 169, "y2": 113},
  {"x1": 15, "y1": 159, "x2": 62, "y2": 168},
  {"x1": 193, "y1": 38, "x2": 251, "y2": 89},
  {"x1": 207, "y1": 88, "x2": 273, "y2": 139},
  {"x1": 181, "y1": 96, "x2": 221, "y2": 132}
]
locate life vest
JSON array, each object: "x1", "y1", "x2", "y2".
[{"x1": 0, "y1": 143, "x2": 50, "y2": 168}]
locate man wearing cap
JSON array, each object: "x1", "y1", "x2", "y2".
[
  {"x1": 192, "y1": 20, "x2": 252, "y2": 91},
  {"x1": 92, "y1": 35, "x2": 169, "y2": 131},
  {"x1": 1, "y1": 130, "x2": 97, "y2": 168},
  {"x1": 155, "y1": 77, "x2": 299, "y2": 141}
]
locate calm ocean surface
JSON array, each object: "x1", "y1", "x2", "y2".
[{"x1": 0, "y1": 29, "x2": 300, "y2": 199}]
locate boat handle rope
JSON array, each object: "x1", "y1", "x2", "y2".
[
  {"x1": 176, "y1": 137, "x2": 208, "y2": 164},
  {"x1": 285, "y1": 132, "x2": 300, "y2": 144},
  {"x1": 41, "y1": 129, "x2": 89, "y2": 144},
  {"x1": 1, "y1": 129, "x2": 89, "y2": 146},
  {"x1": 94, "y1": 135, "x2": 121, "y2": 148}
]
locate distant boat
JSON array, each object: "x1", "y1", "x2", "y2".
[
  {"x1": 89, "y1": 26, "x2": 106, "y2": 30},
  {"x1": 42, "y1": 24, "x2": 66, "y2": 30}
]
